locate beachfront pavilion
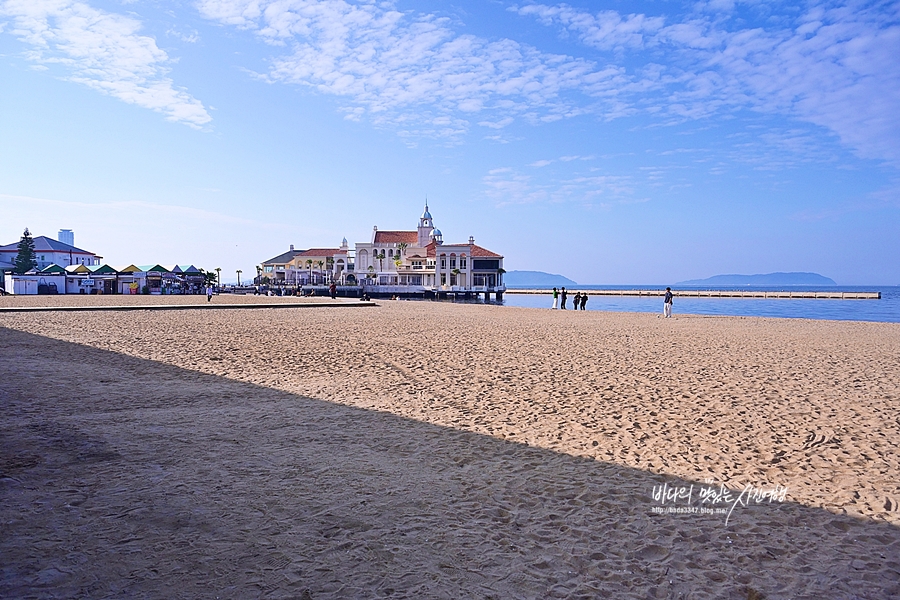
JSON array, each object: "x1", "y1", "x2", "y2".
[
  {"x1": 353, "y1": 204, "x2": 505, "y2": 298},
  {"x1": 257, "y1": 204, "x2": 505, "y2": 298}
]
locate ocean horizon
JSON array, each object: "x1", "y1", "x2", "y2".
[{"x1": 500, "y1": 285, "x2": 900, "y2": 324}]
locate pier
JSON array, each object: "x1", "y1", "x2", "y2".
[{"x1": 506, "y1": 289, "x2": 881, "y2": 300}]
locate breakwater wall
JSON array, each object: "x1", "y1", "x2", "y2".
[{"x1": 506, "y1": 289, "x2": 880, "y2": 300}]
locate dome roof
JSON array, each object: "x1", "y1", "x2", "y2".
[
  {"x1": 422, "y1": 204, "x2": 432, "y2": 220},
  {"x1": 430, "y1": 228, "x2": 442, "y2": 237}
]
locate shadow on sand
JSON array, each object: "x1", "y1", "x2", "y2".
[{"x1": 1, "y1": 328, "x2": 898, "y2": 599}]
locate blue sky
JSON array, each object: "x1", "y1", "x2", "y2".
[{"x1": 1, "y1": 0, "x2": 898, "y2": 285}]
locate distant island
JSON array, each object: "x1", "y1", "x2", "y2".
[
  {"x1": 505, "y1": 270, "x2": 578, "y2": 287},
  {"x1": 677, "y1": 272, "x2": 837, "y2": 286}
]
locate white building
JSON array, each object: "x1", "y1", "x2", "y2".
[
  {"x1": 258, "y1": 204, "x2": 506, "y2": 299},
  {"x1": 0, "y1": 235, "x2": 102, "y2": 273},
  {"x1": 353, "y1": 204, "x2": 505, "y2": 299}
]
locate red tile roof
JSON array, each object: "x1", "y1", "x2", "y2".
[
  {"x1": 470, "y1": 244, "x2": 502, "y2": 258},
  {"x1": 374, "y1": 231, "x2": 418, "y2": 244},
  {"x1": 297, "y1": 248, "x2": 346, "y2": 257},
  {"x1": 425, "y1": 242, "x2": 502, "y2": 259}
]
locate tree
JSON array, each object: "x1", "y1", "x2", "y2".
[
  {"x1": 306, "y1": 259, "x2": 313, "y2": 283},
  {"x1": 215, "y1": 267, "x2": 221, "y2": 288},
  {"x1": 236, "y1": 269, "x2": 242, "y2": 286},
  {"x1": 376, "y1": 251, "x2": 386, "y2": 272},
  {"x1": 14, "y1": 228, "x2": 37, "y2": 274},
  {"x1": 451, "y1": 268, "x2": 461, "y2": 287},
  {"x1": 202, "y1": 269, "x2": 217, "y2": 286},
  {"x1": 255, "y1": 265, "x2": 262, "y2": 284},
  {"x1": 397, "y1": 242, "x2": 408, "y2": 257}
]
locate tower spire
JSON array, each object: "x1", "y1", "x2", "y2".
[{"x1": 418, "y1": 200, "x2": 434, "y2": 246}]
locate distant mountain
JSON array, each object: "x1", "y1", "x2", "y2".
[
  {"x1": 505, "y1": 270, "x2": 578, "y2": 287},
  {"x1": 677, "y1": 272, "x2": 837, "y2": 286}
]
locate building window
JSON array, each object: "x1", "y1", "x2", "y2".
[
  {"x1": 450, "y1": 259, "x2": 456, "y2": 269},
  {"x1": 441, "y1": 273, "x2": 446, "y2": 285},
  {"x1": 440, "y1": 258, "x2": 446, "y2": 269},
  {"x1": 460, "y1": 257, "x2": 467, "y2": 269}
]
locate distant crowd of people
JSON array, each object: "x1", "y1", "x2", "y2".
[{"x1": 551, "y1": 286, "x2": 675, "y2": 317}]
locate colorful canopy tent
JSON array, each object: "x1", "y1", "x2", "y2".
[
  {"x1": 114, "y1": 265, "x2": 141, "y2": 273},
  {"x1": 137, "y1": 265, "x2": 170, "y2": 273},
  {"x1": 87, "y1": 264, "x2": 119, "y2": 275},
  {"x1": 40, "y1": 264, "x2": 66, "y2": 274},
  {"x1": 65, "y1": 264, "x2": 91, "y2": 274}
]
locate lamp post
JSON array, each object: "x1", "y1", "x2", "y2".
[{"x1": 215, "y1": 267, "x2": 221, "y2": 290}]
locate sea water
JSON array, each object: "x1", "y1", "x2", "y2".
[{"x1": 500, "y1": 286, "x2": 900, "y2": 324}]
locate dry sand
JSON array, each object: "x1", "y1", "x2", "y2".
[{"x1": 1, "y1": 296, "x2": 899, "y2": 598}]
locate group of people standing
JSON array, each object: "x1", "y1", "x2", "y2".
[
  {"x1": 550, "y1": 287, "x2": 588, "y2": 310},
  {"x1": 551, "y1": 286, "x2": 676, "y2": 316}
]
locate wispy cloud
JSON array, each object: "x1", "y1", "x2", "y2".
[
  {"x1": 196, "y1": 0, "x2": 631, "y2": 137},
  {"x1": 483, "y1": 163, "x2": 636, "y2": 207},
  {"x1": 0, "y1": 0, "x2": 211, "y2": 127},
  {"x1": 514, "y1": 1, "x2": 900, "y2": 167},
  {"x1": 513, "y1": 3, "x2": 665, "y2": 51}
]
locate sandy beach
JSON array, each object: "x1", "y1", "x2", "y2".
[{"x1": 2, "y1": 297, "x2": 899, "y2": 598}]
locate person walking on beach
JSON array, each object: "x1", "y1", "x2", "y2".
[
  {"x1": 560, "y1": 287, "x2": 568, "y2": 309},
  {"x1": 206, "y1": 285, "x2": 213, "y2": 302},
  {"x1": 580, "y1": 292, "x2": 588, "y2": 310},
  {"x1": 552, "y1": 287, "x2": 559, "y2": 309},
  {"x1": 573, "y1": 291, "x2": 581, "y2": 310},
  {"x1": 329, "y1": 282, "x2": 337, "y2": 300},
  {"x1": 664, "y1": 287, "x2": 674, "y2": 318}
]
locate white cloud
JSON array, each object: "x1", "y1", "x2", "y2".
[
  {"x1": 0, "y1": 0, "x2": 211, "y2": 127},
  {"x1": 515, "y1": 1, "x2": 900, "y2": 168},
  {"x1": 512, "y1": 3, "x2": 665, "y2": 51},
  {"x1": 196, "y1": 0, "x2": 629, "y2": 137},
  {"x1": 478, "y1": 117, "x2": 514, "y2": 129}
]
